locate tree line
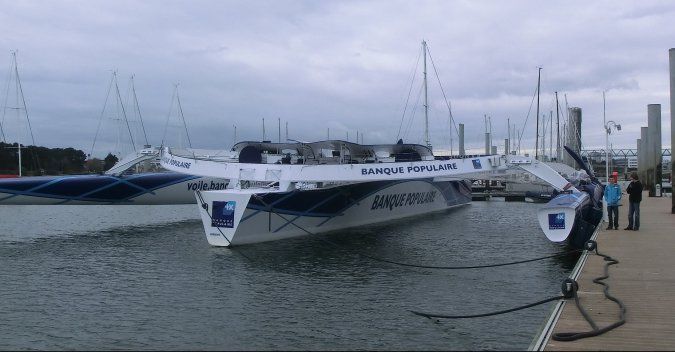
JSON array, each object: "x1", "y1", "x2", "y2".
[{"x1": 0, "y1": 142, "x2": 118, "y2": 176}]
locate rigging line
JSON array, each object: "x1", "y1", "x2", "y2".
[
  {"x1": 397, "y1": 48, "x2": 422, "y2": 140},
  {"x1": 90, "y1": 71, "x2": 116, "y2": 157},
  {"x1": 113, "y1": 71, "x2": 136, "y2": 152},
  {"x1": 251, "y1": 194, "x2": 581, "y2": 270},
  {"x1": 426, "y1": 45, "x2": 459, "y2": 139},
  {"x1": 516, "y1": 83, "x2": 539, "y2": 154},
  {"x1": 175, "y1": 87, "x2": 193, "y2": 149},
  {"x1": 13, "y1": 51, "x2": 42, "y2": 172},
  {"x1": 402, "y1": 81, "x2": 425, "y2": 141},
  {"x1": 1, "y1": 52, "x2": 15, "y2": 143},
  {"x1": 131, "y1": 75, "x2": 149, "y2": 146},
  {"x1": 13, "y1": 52, "x2": 36, "y2": 146},
  {"x1": 160, "y1": 85, "x2": 177, "y2": 148}
]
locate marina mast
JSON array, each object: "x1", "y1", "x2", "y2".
[
  {"x1": 423, "y1": 40, "x2": 430, "y2": 149},
  {"x1": 535, "y1": 67, "x2": 541, "y2": 160}
]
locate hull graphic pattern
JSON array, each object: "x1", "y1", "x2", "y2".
[
  {"x1": 0, "y1": 172, "x2": 228, "y2": 205},
  {"x1": 200, "y1": 179, "x2": 471, "y2": 246}
]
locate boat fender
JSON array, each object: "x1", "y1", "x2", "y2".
[{"x1": 561, "y1": 278, "x2": 578, "y2": 299}]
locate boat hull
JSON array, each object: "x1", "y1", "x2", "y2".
[
  {"x1": 0, "y1": 172, "x2": 228, "y2": 205},
  {"x1": 537, "y1": 189, "x2": 604, "y2": 248},
  {"x1": 198, "y1": 179, "x2": 472, "y2": 246}
]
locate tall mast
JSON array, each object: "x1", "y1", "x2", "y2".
[
  {"x1": 549, "y1": 110, "x2": 553, "y2": 159},
  {"x1": 535, "y1": 67, "x2": 541, "y2": 160},
  {"x1": 423, "y1": 40, "x2": 430, "y2": 148},
  {"x1": 555, "y1": 91, "x2": 560, "y2": 161}
]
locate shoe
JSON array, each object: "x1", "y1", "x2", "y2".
[
  {"x1": 606, "y1": 226, "x2": 612, "y2": 230},
  {"x1": 633, "y1": 228, "x2": 639, "y2": 231},
  {"x1": 624, "y1": 227, "x2": 633, "y2": 230},
  {"x1": 614, "y1": 227, "x2": 618, "y2": 230}
]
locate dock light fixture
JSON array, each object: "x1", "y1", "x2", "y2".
[{"x1": 604, "y1": 120, "x2": 621, "y2": 182}]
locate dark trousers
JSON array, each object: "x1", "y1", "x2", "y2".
[
  {"x1": 628, "y1": 202, "x2": 640, "y2": 230},
  {"x1": 607, "y1": 205, "x2": 619, "y2": 229}
]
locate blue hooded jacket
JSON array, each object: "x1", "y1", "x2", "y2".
[{"x1": 604, "y1": 183, "x2": 622, "y2": 206}]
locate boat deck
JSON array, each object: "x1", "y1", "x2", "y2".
[{"x1": 537, "y1": 192, "x2": 675, "y2": 350}]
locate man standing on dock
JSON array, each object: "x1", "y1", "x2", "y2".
[
  {"x1": 625, "y1": 172, "x2": 643, "y2": 231},
  {"x1": 604, "y1": 177, "x2": 622, "y2": 230}
]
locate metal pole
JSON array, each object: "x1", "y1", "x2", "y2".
[
  {"x1": 641, "y1": 127, "x2": 650, "y2": 189},
  {"x1": 670, "y1": 48, "x2": 675, "y2": 212},
  {"x1": 555, "y1": 92, "x2": 560, "y2": 161},
  {"x1": 423, "y1": 40, "x2": 430, "y2": 148},
  {"x1": 604, "y1": 91, "x2": 608, "y2": 182},
  {"x1": 648, "y1": 104, "x2": 662, "y2": 196},
  {"x1": 458, "y1": 123, "x2": 465, "y2": 156},
  {"x1": 535, "y1": 67, "x2": 541, "y2": 160}
]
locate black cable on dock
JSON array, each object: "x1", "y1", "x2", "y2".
[{"x1": 551, "y1": 240, "x2": 626, "y2": 341}]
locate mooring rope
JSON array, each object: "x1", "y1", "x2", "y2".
[
  {"x1": 409, "y1": 241, "x2": 626, "y2": 342},
  {"x1": 551, "y1": 240, "x2": 626, "y2": 341},
  {"x1": 196, "y1": 191, "x2": 625, "y2": 341}
]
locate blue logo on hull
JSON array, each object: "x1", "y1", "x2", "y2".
[
  {"x1": 212, "y1": 201, "x2": 236, "y2": 228},
  {"x1": 548, "y1": 213, "x2": 565, "y2": 229},
  {"x1": 472, "y1": 159, "x2": 482, "y2": 169}
]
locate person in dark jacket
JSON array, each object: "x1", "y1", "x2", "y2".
[
  {"x1": 604, "y1": 177, "x2": 622, "y2": 230},
  {"x1": 625, "y1": 172, "x2": 643, "y2": 231}
]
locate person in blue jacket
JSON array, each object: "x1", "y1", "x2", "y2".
[{"x1": 604, "y1": 177, "x2": 622, "y2": 230}]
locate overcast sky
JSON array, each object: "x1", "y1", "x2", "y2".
[{"x1": 0, "y1": 0, "x2": 673, "y2": 158}]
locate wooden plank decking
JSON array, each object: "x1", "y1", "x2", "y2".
[{"x1": 543, "y1": 192, "x2": 675, "y2": 351}]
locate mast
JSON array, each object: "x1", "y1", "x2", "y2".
[
  {"x1": 555, "y1": 91, "x2": 560, "y2": 161},
  {"x1": 422, "y1": 40, "x2": 430, "y2": 148},
  {"x1": 535, "y1": 67, "x2": 541, "y2": 160},
  {"x1": 278, "y1": 118, "x2": 281, "y2": 143},
  {"x1": 262, "y1": 118, "x2": 266, "y2": 141},
  {"x1": 549, "y1": 110, "x2": 553, "y2": 159}
]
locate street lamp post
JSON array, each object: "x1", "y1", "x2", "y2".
[{"x1": 605, "y1": 120, "x2": 621, "y2": 182}]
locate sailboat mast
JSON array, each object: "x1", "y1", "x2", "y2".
[
  {"x1": 549, "y1": 110, "x2": 553, "y2": 159},
  {"x1": 555, "y1": 91, "x2": 560, "y2": 161},
  {"x1": 535, "y1": 67, "x2": 541, "y2": 160},
  {"x1": 423, "y1": 40, "x2": 430, "y2": 148}
]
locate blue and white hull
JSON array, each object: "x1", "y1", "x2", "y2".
[
  {"x1": 197, "y1": 179, "x2": 471, "y2": 246},
  {"x1": 0, "y1": 172, "x2": 228, "y2": 205}
]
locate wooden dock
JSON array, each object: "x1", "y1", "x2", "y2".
[{"x1": 533, "y1": 192, "x2": 675, "y2": 350}]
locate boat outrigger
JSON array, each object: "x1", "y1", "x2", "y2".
[{"x1": 160, "y1": 140, "x2": 586, "y2": 247}]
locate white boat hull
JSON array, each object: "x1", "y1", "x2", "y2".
[{"x1": 196, "y1": 178, "x2": 472, "y2": 246}]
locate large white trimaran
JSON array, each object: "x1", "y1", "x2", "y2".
[
  {"x1": 161, "y1": 140, "x2": 574, "y2": 246},
  {"x1": 160, "y1": 41, "x2": 580, "y2": 247}
]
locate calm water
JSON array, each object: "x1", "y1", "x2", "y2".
[{"x1": 0, "y1": 201, "x2": 578, "y2": 350}]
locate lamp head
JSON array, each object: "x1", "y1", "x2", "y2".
[{"x1": 616, "y1": 124, "x2": 621, "y2": 131}]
